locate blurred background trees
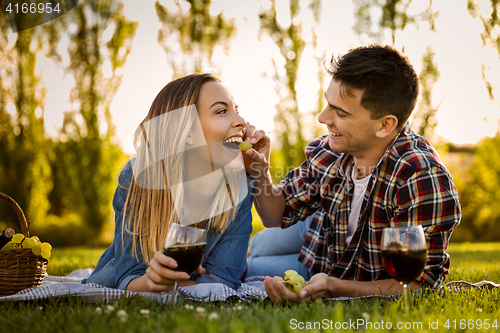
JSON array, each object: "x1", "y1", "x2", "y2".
[
  {"x1": 1, "y1": 0, "x2": 500, "y2": 245},
  {"x1": 0, "y1": 0, "x2": 136, "y2": 246}
]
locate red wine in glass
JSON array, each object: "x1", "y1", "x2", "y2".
[
  {"x1": 381, "y1": 225, "x2": 427, "y2": 311},
  {"x1": 382, "y1": 247, "x2": 427, "y2": 282},
  {"x1": 164, "y1": 224, "x2": 207, "y2": 306},
  {"x1": 163, "y1": 243, "x2": 206, "y2": 275}
]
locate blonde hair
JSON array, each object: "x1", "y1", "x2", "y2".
[{"x1": 122, "y1": 73, "x2": 242, "y2": 263}]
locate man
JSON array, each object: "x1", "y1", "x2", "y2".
[{"x1": 243, "y1": 45, "x2": 461, "y2": 303}]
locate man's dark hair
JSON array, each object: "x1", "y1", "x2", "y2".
[{"x1": 327, "y1": 45, "x2": 419, "y2": 129}]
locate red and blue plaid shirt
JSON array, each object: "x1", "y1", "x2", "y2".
[{"x1": 278, "y1": 124, "x2": 461, "y2": 289}]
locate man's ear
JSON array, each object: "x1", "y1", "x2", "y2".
[{"x1": 375, "y1": 115, "x2": 398, "y2": 138}]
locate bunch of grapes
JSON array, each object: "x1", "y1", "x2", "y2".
[
  {"x1": 274, "y1": 269, "x2": 307, "y2": 294},
  {"x1": 1, "y1": 233, "x2": 52, "y2": 260}
]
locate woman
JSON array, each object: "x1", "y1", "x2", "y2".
[{"x1": 83, "y1": 73, "x2": 254, "y2": 292}]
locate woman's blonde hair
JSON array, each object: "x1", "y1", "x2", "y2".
[{"x1": 122, "y1": 73, "x2": 241, "y2": 263}]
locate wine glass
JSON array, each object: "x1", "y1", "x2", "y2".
[
  {"x1": 381, "y1": 225, "x2": 427, "y2": 311},
  {"x1": 164, "y1": 223, "x2": 207, "y2": 306}
]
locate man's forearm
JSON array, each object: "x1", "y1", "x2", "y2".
[
  {"x1": 253, "y1": 173, "x2": 286, "y2": 228},
  {"x1": 328, "y1": 277, "x2": 421, "y2": 298}
]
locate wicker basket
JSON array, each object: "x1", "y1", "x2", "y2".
[{"x1": 0, "y1": 193, "x2": 48, "y2": 297}]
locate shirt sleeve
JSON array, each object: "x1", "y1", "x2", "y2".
[
  {"x1": 112, "y1": 167, "x2": 149, "y2": 290},
  {"x1": 391, "y1": 166, "x2": 461, "y2": 289},
  {"x1": 277, "y1": 158, "x2": 323, "y2": 228}
]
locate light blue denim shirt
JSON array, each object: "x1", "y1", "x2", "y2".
[{"x1": 82, "y1": 160, "x2": 254, "y2": 290}]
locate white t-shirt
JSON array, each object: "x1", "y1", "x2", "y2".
[{"x1": 346, "y1": 168, "x2": 371, "y2": 244}]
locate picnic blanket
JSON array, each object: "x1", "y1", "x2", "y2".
[
  {"x1": 0, "y1": 269, "x2": 268, "y2": 303},
  {"x1": 0, "y1": 269, "x2": 498, "y2": 303}
]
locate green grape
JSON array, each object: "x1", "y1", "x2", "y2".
[
  {"x1": 41, "y1": 250, "x2": 51, "y2": 259},
  {"x1": 239, "y1": 141, "x2": 252, "y2": 151},
  {"x1": 22, "y1": 237, "x2": 37, "y2": 249},
  {"x1": 288, "y1": 274, "x2": 305, "y2": 286},
  {"x1": 31, "y1": 245, "x2": 42, "y2": 256},
  {"x1": 1, "y1": 241, "x2": 14, "y2": 250},
  {"x1": 40, "y1": 242, "x2": 52, "y2": 252},
  {"x1": 31, "y1": 236, "x2": 40, "y2": 246},
  {"x1": 293, "y1": 282, "x2": 304, "y2": 294},
  {"x1": 284, "y1": 270, "x2": 298, "y2": 280},
  {"x1": 11, "y1": 233, "x2": 24, "y2": 244}
]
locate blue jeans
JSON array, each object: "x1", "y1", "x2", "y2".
[{"x1": 246, "y1": 215, "x2": 313, "y2": 280}]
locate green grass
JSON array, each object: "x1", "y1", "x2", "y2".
[{"x1": 1, "y1": 243, "x2": 500, "y2": 333}]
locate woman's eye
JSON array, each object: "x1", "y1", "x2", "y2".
[{"x1": 216, "y1": 109, "x2": 227, "y2": 115}]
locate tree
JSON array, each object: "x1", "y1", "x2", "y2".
[
  {"x1": 353, "y1": 0, "x2": 442, "y2": 141},
  {"x1": 155, "y1": 0, "x2": 236, "y2": 78},
  {"x1": 259, "y1": 0, "x2": 308, "y2": 178},
  {"x1": 0, "y1": 8, "x2": 64, "y2": 228},
  {"x1": 411, "y1": 47, "x2": 441, "y2": 141},
  {"x1": 468, "y1": 0, "x2": 500, "y2": 101},
  {"x1": 49, "y1": 0, "x2": 137, "y2": 237},
  {"x1": 453, "y1": 134, "x2": 500, "y2": 241},
  {"x1": 353, "y1": 0, "x2": 438, "y2": 45}
]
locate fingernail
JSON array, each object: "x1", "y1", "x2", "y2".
[
  {"x1": 250, "y1": 138, "x2": 257, "y2": 144},
  {"x1": 246, "y1": 150, "x2": 253, "y2": 156},
  {"x1": 180, "y1": 273, "x2": 190, "y2": 279},
  {"x1": 299, "y1": 290, "x2": 307, "y2": 298}
]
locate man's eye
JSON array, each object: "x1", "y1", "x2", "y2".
[{"x1": 337, "y1": 111, "x2": 346, "y2": 118}]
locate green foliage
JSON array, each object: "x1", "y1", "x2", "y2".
[
  {"x1": 0, "y1": 10, "x2": 65, "y2": 229},
  {"x1": 47, "y1": 1, "x2": 136, "y2": 237},
  {"x1": 468, "y1": 0, "x2": 500, "y2": 100},
  {"x1": 353, "y1": 0, "x2": 438, "y2": 44},
  {"x1": 411, "y1": 46, "x2": 441, "y2": 142},
  {"x1": 452, "y1": 134, "x2": 500, "y2": 242},
  {"x1": 259, "y1": 0, "x2": 308, "y2": 178},
  {"x1": 156, "y1": 0, "x2": 236, "y2": 77}
]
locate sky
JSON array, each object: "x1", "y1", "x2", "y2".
[{"x1": 25, "y1": 0, "x2": 500, "y2": 154}]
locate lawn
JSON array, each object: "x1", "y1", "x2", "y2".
[{"x1": 1, "y1": 243, "x2": 499, "y2": 333}]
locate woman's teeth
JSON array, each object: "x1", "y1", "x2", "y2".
[
  {"x1": 224, "y1": 137, "x2": 243, "y2": 143},
  {"x1": 223, "y1": 137, "x2": 243, "y2": 151}
]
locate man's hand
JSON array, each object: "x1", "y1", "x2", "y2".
[
  {"x1": 242, "y1": 122, "x2": 271, "y2": 179},
  {"x1": 264, "y1": 276, "x2": 303, "y2": 303},
  {"x1": 264, "y1": 273, "x2": 331, "y2": 304}
]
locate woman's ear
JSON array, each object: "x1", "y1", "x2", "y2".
[{"x1": 375, "y1": 115, "x2": 399, "y2": 138}]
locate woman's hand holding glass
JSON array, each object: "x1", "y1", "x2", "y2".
[{"x1": 142, "y1": 250, "x2": 206, "y2": 293}]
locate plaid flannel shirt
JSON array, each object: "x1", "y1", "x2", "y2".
[{"x1": 278, "y1": 124, "x2": 461, "y2": 289}]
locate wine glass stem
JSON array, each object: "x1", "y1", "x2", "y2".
[
  {"x1": 403, "y1": 283, "x2": 410, "y2": 313},
  {"x1": 171, "y1": 280, "x2": 179, "y2": 306}
]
